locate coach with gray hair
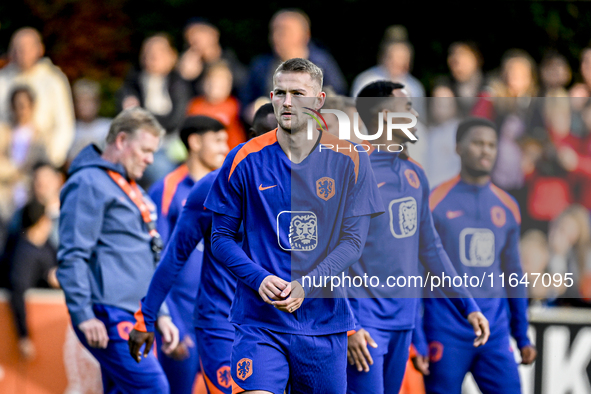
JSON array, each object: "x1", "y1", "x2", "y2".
[{"x1": 57, "y1": 107, "x2": 178, "y2": 393}]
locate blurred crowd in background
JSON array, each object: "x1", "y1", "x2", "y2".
[{"x1": 1, "y1": 8, "x2": 591, "y2": 359}]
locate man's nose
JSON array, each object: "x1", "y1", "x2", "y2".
[{"x1": 283, "y1": 93, "x2": 292, "y2": 107}]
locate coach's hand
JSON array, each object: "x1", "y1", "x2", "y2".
[
  {"x1": 273, "y1": 280, "x2": 305, "y2": 313},
  {"x1": 520, "y1": 345, "x2": 537, "y2": 365},
  {"x1": 78, "y1": 318, "x2": 109, "y2": 349},
  {"x1": 157, "y1": 315, "x2": 180, "y2": 355},
  {"x1": 467, "y1": 311, "x2": 490, "y2": 347},
  {"x1": 128, "y1": 329, "x2": 154, "y2": 363},
  {"x1": 259, "y1": 275, "x2": 289, "y2": 304},
  {"x1": 411, "y1": 354, "x2": 430, "y2": 375},
  {"x1": 347, "y1": 328, "x2": 377, "y2": 372}
]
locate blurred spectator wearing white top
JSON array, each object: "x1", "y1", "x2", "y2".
[
  {"x1": 350, "y1": 26, "x2": 425, "y2": 116},
  {"x1": 0, "y1": 86, "x2": 48, "y2": 222},
  {"x1": 0, "y1": 27, "x2": 75, "y2": 167},
  {"x1": 424, "y1": 85, "x2": 461, "y2": 188},
  {"x1": 67, "y1": 79, "x2": 111, "y2": 163}
]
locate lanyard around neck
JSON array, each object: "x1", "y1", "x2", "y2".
[{"x1": 106, "y1": 170, "x2": 157, "y2": 237}]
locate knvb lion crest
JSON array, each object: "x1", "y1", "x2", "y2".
[
  {"x1": 389, "y1": 197, "x2": 418, "y2": 238},
  {"x1": 404, "y1": 169, "x2": 420, "y2": 189},
  {"x1": 236, "y1": 358, "x2": 253, "y2": 381},
  {"x1": 460, "y1": 228, "x2": 495, "y2": 267},
  {"x1": 316, "y1": 177, "x2": 335, "y2": 201},
  {"x1": 277, "y1": 211, "x2": 318, "y2": 251},
  {"x1": 289, "y1": 213, "x2": 318, "y2": 251},
  {"x1": 217, "y1": 365, "x2": 232, "y2": 388},
  {"x1": 491, "y1": 206, "x2": 506, "y2": 227}
]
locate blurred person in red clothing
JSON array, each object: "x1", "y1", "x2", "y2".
[
  {"x1": 556, "y1": 101, "x2": 591, "y2": 212},
  {"x1": 186, "y1": 61, "x2": 246, "y2": 150}
]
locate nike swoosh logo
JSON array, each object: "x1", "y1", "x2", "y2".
[
  {"x1": 377, "y1": 182, "x2": 386, "y2": 188},
  {"x1": 259, "y1": 184, "x2": 277, "y2": 191},
  {"x1": 446, "y1": 210, "x2": 464, "y2": 219}
]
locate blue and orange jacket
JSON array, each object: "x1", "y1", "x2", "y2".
[
  {"x1": 413, "y1": 176, "x2": 530, "y2": 354},
  {"x1": 205, "y1": 130, "x2": 384, "y2": 335},
  {"x1": 57, "y1": 145, "x2": 167, "y2": 326},
  {"x1": 348, "y1": 151, "x2": 480, "y2": 331},
  {"x1": 147, "y1": 164, "x2": 201, "y2": 339}
]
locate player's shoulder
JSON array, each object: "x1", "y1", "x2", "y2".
[
  {"x1": 319, "y1": 132, "x2": 367, "y2": 180},
  {"x1": 227, "y1": 130, "x2": 278, "y2": 180},
  {"x1": 429, "y1": 175, "x2": 461, "y2": 212},
  {"x1": 488, "y1": 183, "x2": 521, "y2": 224},
  {"x1": 148, "y1": 177, "x2": 165, "y2": 198}
]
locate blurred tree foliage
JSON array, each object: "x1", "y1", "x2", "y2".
[{"x1": 1, "y1": 0, "x2": 591, "y2": 116}]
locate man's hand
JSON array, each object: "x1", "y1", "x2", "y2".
[
  {"x1": 411, "y1": 354, "x2": 430, "y2": 375},
  {"x1": 272, "y1": 280, "x2": 305, "y2": 313},
  {"x1": 520, "y1": 345, "x2": 537, "y2": 365},
  {"x1": 467, "y1": 311, "x2": 490, "y2": 347},
  {"x1": 347, "y1": 328, "x2": 378, "y2": 372},
  {"x1": 258, "y1": 275, "x2": 289, "y2": 305},
  {"x1": 168, "y1": 335, "x2": 194, "y2": 361},
  {"x1": 78, "y1": 318, "x2": 109, "y2": 349},
  {"x1": 157, "y1": 316, "x2": 179, "y2": 355},
  {"x1": 128, "y1": 329, "x2": 154, "y2": 363}
]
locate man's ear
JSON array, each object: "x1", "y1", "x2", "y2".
[
  {"x1": 187, "y1": 133, "x2": 202, "y2": 153},
  {"x1": 315, "y1": 91, "x2": 326, "y2": 111},
  {"x1": 115, "y1": 131, "x2": 129, "y2": 150}
]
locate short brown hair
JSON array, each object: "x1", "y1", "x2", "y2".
[
  {"x1": 273, "y1": 58, "x2": 323, "y2": 90},
  {"x1": 106, "y1": 107, "x2": 165, "y2": 144}
]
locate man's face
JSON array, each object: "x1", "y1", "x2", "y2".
[
  {"x1": 143, "y1": 37, "x2": 176, "y2": 76},
  {"x1": 12, "y1": 32, "x2": 42, "y2": 71},
  {"x1": 457, "y1": 126, "x2": 497, "y2": 175},
  {"x1": 448, "y1": 45, "x2": 479, "y2": 83},
  {"x1": 13, "y1": 91, "x2": 34, "y2": 124},
  {"x1": 185, "y1": 24, "x2": 219, "y2": 53},
  {"x1": 377, "y1": 88, "x2": 419, "y2": 143},
  {"x1": 195, "y1": 130, "x2": 229, "y2": 170},
  {"x1": 384, "y1": 43, "x2": 410, "y2": 77},
  {"x1": 119, "y1": 129, "x2": 160, "y2": 180},
  {"x1": 271, "y1": 71, "x2": 324, "y2": 133},
  {"x1": 33, "y1": 166, "x2": 63, "y2": 204},
  {"x1": 271, "y1": 14, "x2": 309, "y2": 60}
]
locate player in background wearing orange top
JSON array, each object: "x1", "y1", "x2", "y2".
[
  {"x1": 412, "y1": 117, "x2": 536, "y2": 394},
  {"x1": 147, "y1": 115, "x2": 228, "y2": 394}
]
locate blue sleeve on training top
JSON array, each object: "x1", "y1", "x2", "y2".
[
  {"x1": 503, "y1": 224, "x2": 531, "y2": 349},
  {"x1": 299, "y1": 215, "x2": 371, "y2": 297},
  {"x1": 148, "y1": 179, "x2": 170, "y2": 244},
  {"x1": 138, "y1": 176, "x2": 213, "y2": 332},
  {"x1": 210, "y1": 213, "x2": 272, "y2": 291},
  {"x1": 412, "y1": 300, "x2": 428, "y2": 357}
]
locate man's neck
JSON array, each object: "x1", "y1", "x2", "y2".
[
  {"x1": 277, "y1": 126, "x2": 318, "y2": 164},
  {"x1": 101, "y1": 145, "x2": 121, "y2": 165},
  {"x1": 186, "y1": 154, "x2": 211, "y2": 181},
  {"x1": 460, "y1": 167, "x2": 490, "y2": 186}
]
